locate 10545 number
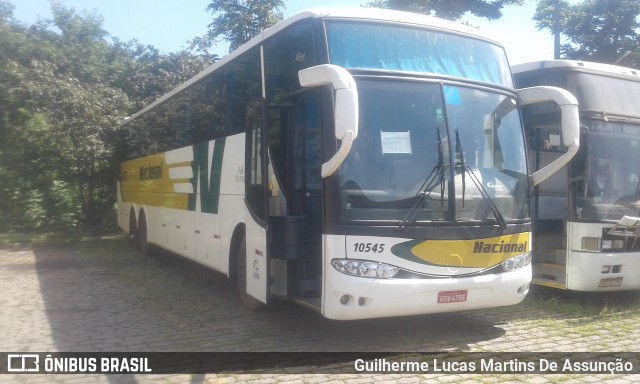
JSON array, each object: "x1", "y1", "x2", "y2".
[{"x1": 353, "y1": 242, "x2": 385, "y2": 253}]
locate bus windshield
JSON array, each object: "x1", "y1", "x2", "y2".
[
  {"x1": 567, "y1": 72, "x2": 640, "y2": 119},
  {"x1": 326, "y1": 20, "x2": 513, "y2": 87},
  {"x1": 338, "y1": 79, "x2": 529, "y2": 225},
  {"x1": 572, "y1": 121, "x2": 640, "y2": 221}
]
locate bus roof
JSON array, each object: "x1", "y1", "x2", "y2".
[
  {"x1": 512, "y1": 60, "x2": 640, "y2": 79},
  {"x1": 122, "y1": 7, "x2": 503, "y2": 126}
]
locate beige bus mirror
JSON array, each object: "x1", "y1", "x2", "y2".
[
  {"x1": 299, "y1": 64, "x2": 359, "y2": 178},
  {"x1": 518, "y1": 86, "x2": 580, "y2": 186}
]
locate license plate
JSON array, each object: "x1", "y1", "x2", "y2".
[
  {"x1": 437, "y1": 290, "x2": 468, "y2": 304},
  {"x1": 599, "y1": 277, "x2": 623, "y2": 288}
]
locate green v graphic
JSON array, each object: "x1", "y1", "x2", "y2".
[{"x1": 188, "y1": 138, "x2": 225, "y2": 213}]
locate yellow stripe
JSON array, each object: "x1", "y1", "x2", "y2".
[
  {"x1": 410, "y1": 232, "x2": 530, "y2": 268},
  {"x1": 120, "y1": 153, "x2": 190, "y2": 210}
]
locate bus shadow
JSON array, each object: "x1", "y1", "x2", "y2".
[{"x1": 31, "y1": 238, "x2": 511, "y2": 354}]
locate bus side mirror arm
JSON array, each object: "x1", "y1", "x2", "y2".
[
  {"x1": 518, "y1": 86, "x2": 580, "y2": 186},
  {"x1": 299, "y1": 64, "x2": 359, "y2": 178}
]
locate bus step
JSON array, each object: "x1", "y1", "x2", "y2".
[
  {"x1": 533, "y1": 262, "x2": 566, "y2": 285},
  {"x1": 532, "y1": 277, "x2": 567, "y2": 290},
  {"x1": 293, "y1": 297, "x2": 321, "y2": 312},
  {"x1": 296, "y1": 278, "x2": 320, "y2": 296}
]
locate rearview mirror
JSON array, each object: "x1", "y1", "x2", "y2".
[
  {"x1": 518, "y1": 86, "x2": 580, "y2": 185},
  {"x1": 299, "y1": 64, "x2": 359, "y2": 177}
]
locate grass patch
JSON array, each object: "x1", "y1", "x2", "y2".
[
  {"x1": 72, "y1": 234, "x2": 140, "y2": 264},
  {"x1": 509, "y1": 285, "x2": 640, "y2": 342},
  {"x1": 0, "y1": 231, "x2": 87, "y2": 247},
  {"x1": 526, "y1": 286, "x2": 640, "y2": 317}
]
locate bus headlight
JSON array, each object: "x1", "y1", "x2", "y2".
[
  {"x1": 583, "y1": 237, "x2": 625, "y2": 251},
  {"x1": 601, "y1": 239, "x2": 625, "y2": 250},
  {"x1": 332, "y1": 259, "x2": 399, "y2": 279},
  {"x1": 501, "y1": 253, "x2": 531, "y2": 272}
]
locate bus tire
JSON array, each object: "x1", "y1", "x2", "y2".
[
  {"x1": 128, "y1": 207, "x2": 137, "y2": 239},
  {"x1": 137, "y1": 209, "x2": 149, "y2": 256},
  {"x1": 236, "y1": 235, "x2": 263, "y2": 311}
]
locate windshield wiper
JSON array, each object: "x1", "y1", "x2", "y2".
[
  {"x1": 455, "y1": 129, "x2": 507, "y2": 230},
  {"x1": 398, "y1": 128, "x2": 449, "y2": 229},
  {"x1": 456, "y1": 129, "x2": 467, "y2": 206}
]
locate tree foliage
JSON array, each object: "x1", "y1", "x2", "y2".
[
  {"x1": 366, "y1": 0, "x2": 523, "y2": 21},
  {"x1": 0, "y1": 1, "x2": 129, "y2": 232},
  {"x1": 534, "y1": 0, "x2": 640, "y2": 66},
  {"x1": 199, "y1": 0, "x2": 284, "y2": 53},
  {"x1": 0, "y1": 0, "x2": 211, "y2": 233}
]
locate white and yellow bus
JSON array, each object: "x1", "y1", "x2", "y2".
[
  {"x1": 514, "y1": 60, "x2": 640, "y2": 291},
  {"x1": 117, "y1": 8, "x2": 580, "y2": 320}
]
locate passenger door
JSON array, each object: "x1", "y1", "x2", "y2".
[{"x1": 245, "y1": 101, "x2": 269, "y2": 304}]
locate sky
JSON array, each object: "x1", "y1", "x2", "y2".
[{"x1": 10, "y1": 0, "x2": 557, "y2": 65}]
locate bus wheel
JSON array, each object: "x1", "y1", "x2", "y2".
[
  {"x1": 236, "y1": 236, "x2": 263, "y2": 311},
  {"x1": 128, "y1": 208, "x2": 137, "y2": 240},
  {"x1": 137, "y1": 210, "x2": 149, "y2": 256}
]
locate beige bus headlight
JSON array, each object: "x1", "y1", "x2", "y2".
[
  {"x1": 582, "y1": 237, "x2": 600, "y2": 251},
  {"x1": 331, "y1": 259, "x2": 400, "y2": 279},
  {"x1": 501, "y1": 252, "x2": 531, "y2": 272}
]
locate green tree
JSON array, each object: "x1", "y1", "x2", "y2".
[
  {"x1": 366, "y1": 0, "x2": 523, "y2": 21},
  {"x1": 534, "y1": 0, "x2": 640, "y2": 66},
  {"x1": 112, "y1": 40, "x2": 214, "y2": 111},
  {"x1": 0, "y1": 0, "x2": 217, "y2": 233},
  {"x1": 0, "y1": 1, "x2": 130, "y2": 232},
  {"x1": 200, "y1": 0, "x2": 284, "y2": 53},
  {"x1": 0, "y1": 2, "x2": 60, "y2": 230}
]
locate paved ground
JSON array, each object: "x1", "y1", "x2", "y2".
[{"x1": 1, "y1": 238, "x2": 640, "y2": 383}]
